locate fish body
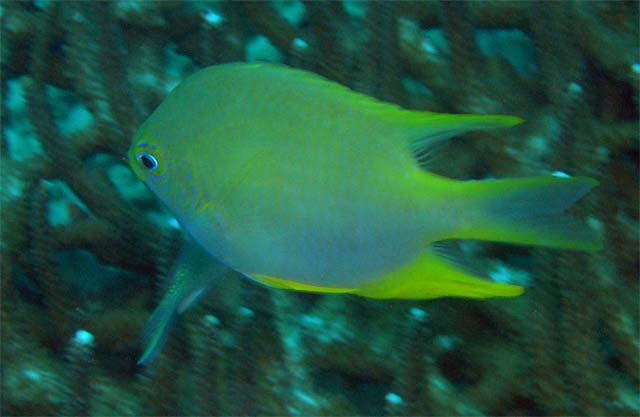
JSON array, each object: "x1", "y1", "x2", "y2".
[{"x1": 129, "y1": 63, "x2": 600, "y2": 302}]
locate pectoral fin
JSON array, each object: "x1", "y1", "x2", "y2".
[{"x1": 138, "y1": 239, "x2": 231, "y2": 365}]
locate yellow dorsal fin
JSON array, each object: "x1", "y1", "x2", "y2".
[
  {"x1": 355, "y1": 251, "x2": 524, "y2": 300},
  {"x1": 243, "y1": 63, "x2": 522, "y2": 166},
  {"x1": 247, "y1": 63, "x2": 520, "y2": 126}
]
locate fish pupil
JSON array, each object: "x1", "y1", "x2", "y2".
[{"x1": 138, "y1": 153, "x2": 158, "y2": 171}]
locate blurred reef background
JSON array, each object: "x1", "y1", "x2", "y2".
[{"x1": 1, "y1": 1, "x2": 638, "y2": 416}]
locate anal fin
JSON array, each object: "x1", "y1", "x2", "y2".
[
  {"x1": 250, "y1": 274, "x2": 356, "y2": 294},
  {"x1": 355, "y1": 251, "x2": 524, "y2": 300}
]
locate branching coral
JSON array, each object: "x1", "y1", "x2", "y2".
[
  {"x1": 226, "y1": 282, "x2": 288, "y2": 416},
  {"x1": 188, "y1": 314, "x2": 223, "y2": 416},
  {"x1": 61, "y1": 330, "x2": 95, "y2": 416},
  {"x1": 386, "y1": 308, "x2": 432, "y2": 415},
  {"x1": 1, "y1": 1, "x2": 637, "y2": 416}
]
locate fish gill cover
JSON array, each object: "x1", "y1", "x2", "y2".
[{"x1": 1, "y1": 1, "x2": 638, "y2": 416}]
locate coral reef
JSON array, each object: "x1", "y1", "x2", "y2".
[
  {"x1": 1, "y1": 1, "x2": 638, "y2": 416},
  {"x1": 61, "y1": 330, "x2": 95, "y2": 416}
]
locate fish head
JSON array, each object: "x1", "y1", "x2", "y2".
[{"x1": 127, "y1": 109, "x2": 209, "y2": 224}]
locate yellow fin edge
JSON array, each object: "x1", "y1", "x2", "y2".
[
  {"x1": 250, "y1": 274, "x2": 357, "y2": 294},
  {"x1": 249, "y1": 252, "x2": 524, "y2": 300},
  {"x1": 356, "y1": 253, "x2": 524, "y2": 300}
]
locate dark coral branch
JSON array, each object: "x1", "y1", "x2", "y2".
[
  {"x1": 570, "y1": 2, "x2": 639, "y2": 86},
  {"x1": 61, "y1": 330, "x2": 95, "y2": 416},
  {"x1": 189, "y1": 315, "x2": 223, "y2": 416},
  {"x1": 358, "y1": 1, "x2": 405, "y2": 105},
  {"x1": 28, "y1": 181, "x2": 76, "y2": 347},
  {"x1": 387, "y1": 308, "x2": 432, "y2": 415},
  {"x1": 440, "y1": 0, "x2": 484, "y2": 110},
  {"x1": 399, "y1": 1, "x2": 531, "y2": 31},
  {"x1": 63, "y1": 2, "x2": 140, "y2": 155},
  {"x1": 526, "y1": 254, "x2": 570, "y2": 414},
  {"x1": 23, "y1": 9, "x2": 61, "y2": 164},
  {"x1": 227, "y1": 282, "x2": 287, "y2": 416},
  {"x1": 241, "y1": 2, "x2": 301, "y2": 58},
  {"x1": 302, "y1": 1, "x2": 352, "y2": 86}
]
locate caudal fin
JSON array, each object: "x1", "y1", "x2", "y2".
[{"x1": 454, "y1": 176, "x2": 602, "y2": 251}]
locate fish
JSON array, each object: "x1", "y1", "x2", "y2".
[{"x1": 128, "y1": 63, "x2": 600, "y2": 363}]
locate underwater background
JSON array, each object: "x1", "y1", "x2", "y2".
[{"x1": 1, "y1": 1, "x2": 638, "y2": 416}]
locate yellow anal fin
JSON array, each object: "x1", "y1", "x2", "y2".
[
  {"x1": 250, "y1": 274, "x2": 356, "y2": 294},
  {"x1": 355, "y1": 252, "x2": 524, "y2": 300},
  {"x1": 249, "y1": 252, "x2": 523, "y2": 300}
]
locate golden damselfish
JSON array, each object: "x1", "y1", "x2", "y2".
[{"x1": 129, "y1": 63, "x2": 601, "y2": 298}]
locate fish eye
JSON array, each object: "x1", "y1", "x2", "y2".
[{"x1": 136, "y1": 152, "x2": 159, "y2": 171}]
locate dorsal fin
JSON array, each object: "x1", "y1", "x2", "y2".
[
  {"x1": 380, "y1": 111, "x2": 522, "y2": 170},
  {"x1": 396, "y1": 113, "x2": 522, "y2": 154},
  {"x1": 239, "y1": 63, "x2": 523, "y2": 167}
]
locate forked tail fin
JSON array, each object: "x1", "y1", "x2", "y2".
[{"x1": 453, "y1": 176, "x2": 602, "y2": 251}]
